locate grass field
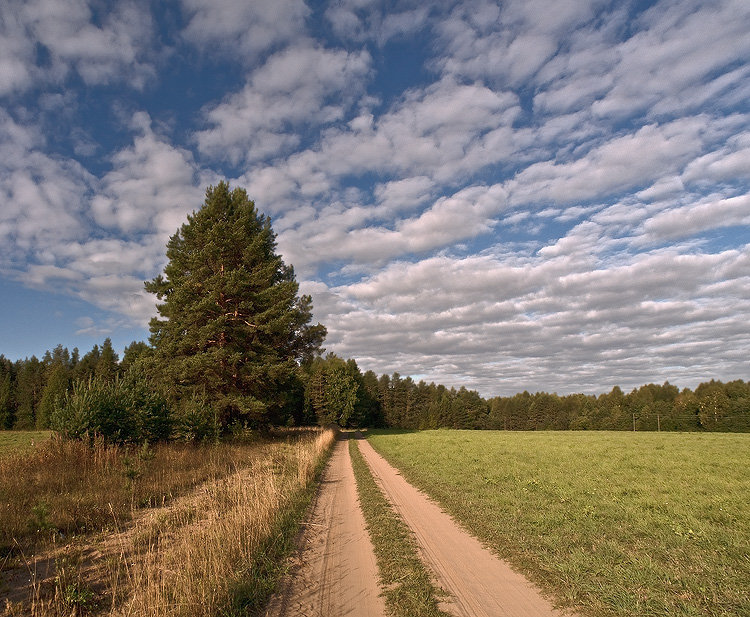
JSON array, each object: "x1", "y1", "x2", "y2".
[
  {"x1": 0, "y1": 431, "x2": 52, "y2": 455},
  {"x1": 0, "y1": 429, "x2": 335, "y2": 616},
  {"x1": 367, "y1": 430, "x2": 750, "y2": 617}
]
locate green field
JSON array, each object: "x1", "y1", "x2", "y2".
[
  {"x1": 367, "y1": 430, "x2": 750, "y2": 617},
  {"x1": 0, "y1": 430, "x2": 52, "y2": 455}
]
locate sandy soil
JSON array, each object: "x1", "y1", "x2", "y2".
[
  {"x1": 264, "y1": 434, "x2": 386, "y2": 616},
  {"x1": 267, "y1": 432, "x2": 574, "y2": 617}
]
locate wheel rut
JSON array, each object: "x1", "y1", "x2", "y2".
[
  {"x1": 356, "y1": 436, "x2": 573, "y2": 617},
  {"x1": 266, "y1": 433, "x2": 574, "y2": 617}
]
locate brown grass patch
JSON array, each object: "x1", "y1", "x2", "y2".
[{"x1": 1, "y1": 428, "x2": 335, "y2": 616}]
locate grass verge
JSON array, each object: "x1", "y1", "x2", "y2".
[
  {"x1": 367, "y1": 430, "x2": 750, "y2": 617},
  {"x1": 348, "y1": 436, "x2": 451, "y2": 617}
]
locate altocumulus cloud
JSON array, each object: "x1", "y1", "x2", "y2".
[{"x1": 0, "y1": 0, "x2": 748, "y2": 396}]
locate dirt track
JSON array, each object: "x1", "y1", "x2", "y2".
[
  {"x1": 264, "y1": 435, "x2": 386, "y2": 616},
  {"x1": 266, "y1": 433, "x2": 571, "y2": 616}
]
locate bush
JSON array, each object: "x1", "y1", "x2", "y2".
[
  {"x1": 174, "y1": 396, "x2": 219, "y2": 442},
  {"x1": 121, "y1": 369, "x2": 173, "y2": 442},
  {"x1": 51, "y1": 372, "x2": 173, "y2": 444}
]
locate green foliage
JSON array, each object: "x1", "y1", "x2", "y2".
[
  {"x1": 305, "y1": 354, "x2": 359, "y2": 426},
  {"x1": 28, "y1": 500, "x2": 54, "y2": 534},
  {"x1": 51, "y1": 371, "x2": 173, "y2": 444},
  {"x1": 14, "y1": 356, "x2": 44, "y2": 429},
  {"x1": 51, "y1": 377, "x2": 135, "y2": 443},
  {"x1": 174, "y1": 396, "x2": 218, "y2": 442},
  {"x1": 96, "y1": 337, "x2": 120, "y2": 382},
  {"x1": 121, "y1": 340, "x2": 152, "y2": 372},
  {"x1": 36, "y1": 362, "x2": 70, "y2": 429},
  {"x1": 121, "y1": 368, "x2": 173, "y2": 442},
  {"x1": 0, "y1": 356, "x2": 15, "y2": 428},
  {"x1": 145, "y1": 181, "x2": 326, "y2": 429}
]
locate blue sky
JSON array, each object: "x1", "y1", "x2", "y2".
[{"x1": 1, "y1": 0, "x2": 749, "y2": 397}]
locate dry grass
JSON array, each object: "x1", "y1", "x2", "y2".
[{"x1": 1, "y1": 428, "x2": 335, "y2": 616}]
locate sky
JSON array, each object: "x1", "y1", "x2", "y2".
[{"x1": 1, "y1": 0, "x2": 749, "y2": 398}]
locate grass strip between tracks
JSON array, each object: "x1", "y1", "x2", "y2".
[{"x1": 348, "y1": 436, "x2": 451, "y2": 617}]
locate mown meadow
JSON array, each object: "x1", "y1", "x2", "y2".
[
  {"x1": 367, "y1": 430, "x2": 750, "y2": 617},
  {"x1": 0, "y1": 428, "x2": 335, "y2": 616}
]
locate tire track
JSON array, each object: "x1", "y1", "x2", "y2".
[
  {"x1": 356, "y1": 437, "x2": 574, "y2": 617},
  {"x1": 265, "y1": 435, "x2": 386, "y2": 616}
]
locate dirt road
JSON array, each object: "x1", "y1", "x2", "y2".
[
  {"x1": 357, "y1": 437, "x2": 569, "y2": 617},
  {"x1": 267, "y1": 433, "x2": 571, "y2": 617},
  {"x1": 264, "y1": 435, "x2": 386, "y2": 616}
]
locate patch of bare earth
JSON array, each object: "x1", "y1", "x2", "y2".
[
  {"x1": 264, "y1": 436, "x2": 386, "y2": 616},
  {"x1": 268, "y1": 434, "x2": 576, "y2": 617},
  {"x1": 266, "y1": 440, "x2": 580, "y2": 617}
]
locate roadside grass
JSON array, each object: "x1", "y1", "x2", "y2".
[
  {"x1": 0, "y1": 432, "x2": 52, "y2": 456},
  {"x1": 1, "y1": 428, "x2": 335, "y2": 616},
  {"x1": 348, "y1": 435, "x2": 451, "y2": 617},
  {"x1": 367, "y1": 430, "x2": 750, "y2": 617}
]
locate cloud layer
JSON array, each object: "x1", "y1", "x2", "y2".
[{"x1": 1, "y1": 0, "x2": 749, "y2": 396}]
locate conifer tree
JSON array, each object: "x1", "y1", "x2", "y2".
[
  {"x1": 145, "y1": 182, "x2": 326, "y2": 428},
  {"x1": 0, "y1": 356, "x2": 15, "y2": 429},
  {"x1": 96, "y1": 338, "x2": 120, "y2": 382}
]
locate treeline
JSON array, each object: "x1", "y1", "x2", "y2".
[
  {"x1": 2, "y1": 344, "x2": 749, "y2": 434},
  {"x1": 0, "y1": 339, "x2": 125, "y2": 430},
  {"x1": 369, "y1": 375, "x2": 750, "y2": 432},
  {"x1": 291, "y1": 355, "x2": 750, "y2": 433}
]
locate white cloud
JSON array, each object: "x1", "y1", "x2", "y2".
[
  {"x1": 2, "y1": 0, "x2": 158, "y2": 90},
  {"x1": 316, "y1": 244, "x2": 750, "y2": 394},
  {"x1": 325, "y1": 0, "x2": 431, "y2": 44},
  {"x1": 243, "y1": 75, "x2": 521, "y2": 207},
  {"x1": 642, "y1": 194, "x2": 750, "y2": 242},
  {"x1": 591, "y1": 0, "x2": 750, "y2": 118},
  {"x1": 180, "y1": 0, "x2": 309, "y2": 59},
  {"x1": 0, "y1": 111, "x2": 93, "y2": 262},
  {"x1": 196, "y1": 45, "x2": 372, "y2": 164},
  {"x1": 4, "y1": 0, "x2": 750, "y2": 397},
  {"x1": 374, "y1": 176, "x2": 435, "y2": 213},
  {"x1": 92, "y1": 112, "x2": 206, "y2": 235},
  {"x1": 510, "y1": 118, "x2": 708, "y2": 205},
  {"x1": 435, "y1": 0, "x2": 606, "y2": 85},
  {"x1": 682, "y1": 132, "x2": 750, "y2": 183}
]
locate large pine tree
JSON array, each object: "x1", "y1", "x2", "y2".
[{"x1": 145, "y1": 182, "x2": 327, "y2": 428}]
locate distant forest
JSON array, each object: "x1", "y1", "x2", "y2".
[{"x1": 2, "y1": 340, "x2": 748, "y2": 433}]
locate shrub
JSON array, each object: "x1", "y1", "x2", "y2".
[{"x1": 51, "y1": 372, "x2": 173, "y2": 444}]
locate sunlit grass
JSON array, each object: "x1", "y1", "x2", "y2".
[
  {"x1": 367, "y1": 430, "x2": 750, "y2": 617},
  {"x1": 0, "y1": 432, "x2": 52, "y2": 456},
  {"x1": 0, "y1": 429, "x2": 335, "y2": 616}
]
